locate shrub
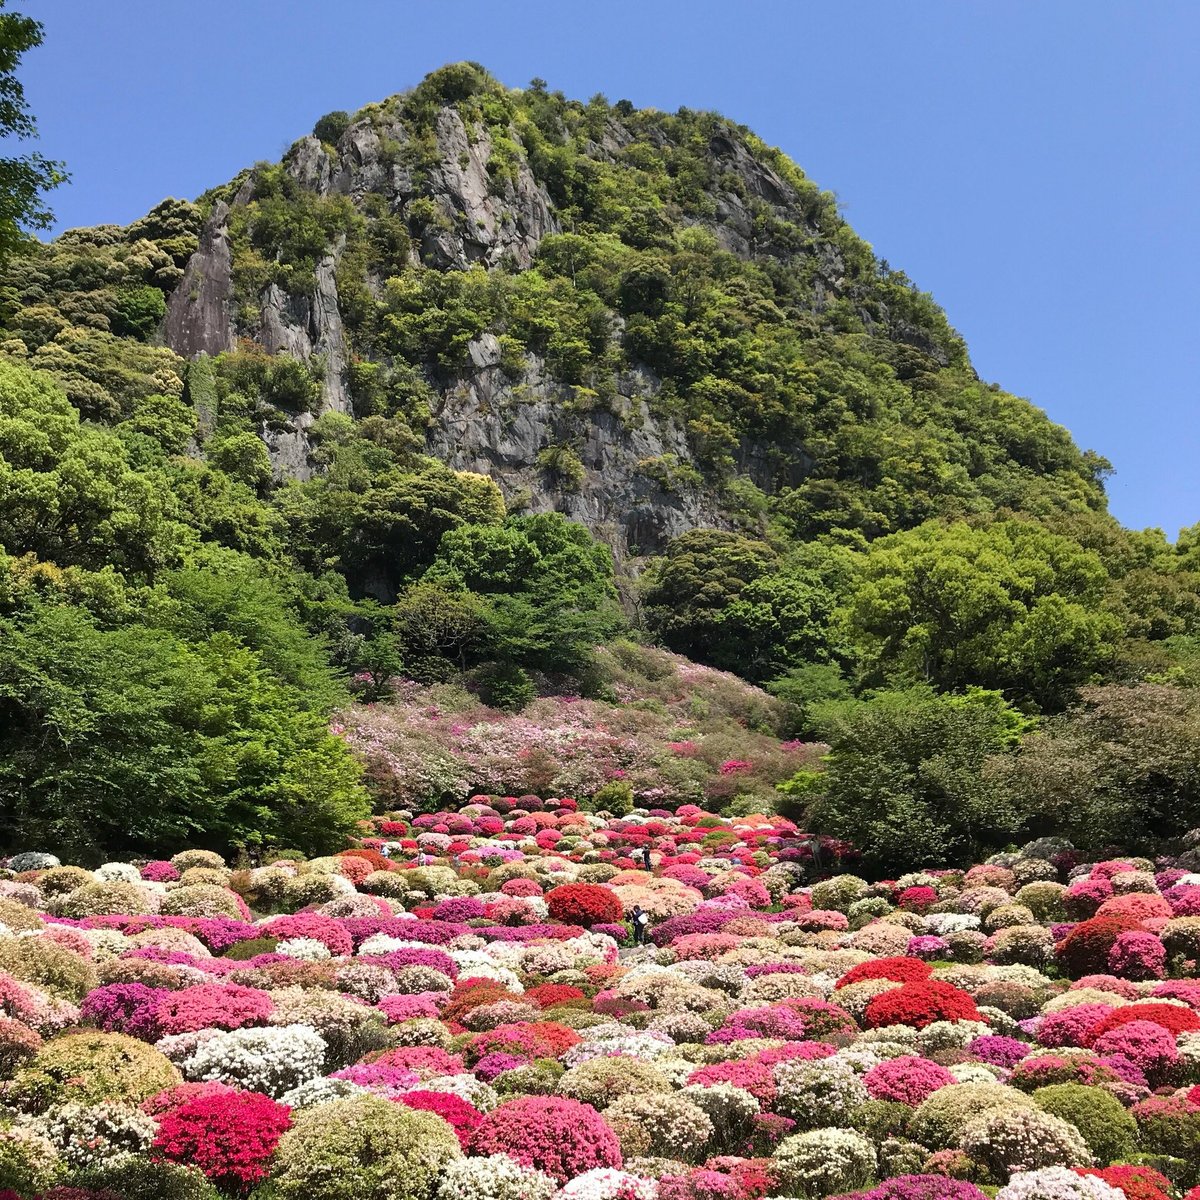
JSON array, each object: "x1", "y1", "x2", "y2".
[
  {"x1": 0, "y1": 1126, "x2": 61, "y2": 1195},
  {"x1": 1133, "y1": 1095, "x2": 1200, "y2": 1160},
  {"x1": 434, "y1": 1153, "x2": 558, "y2": 1200},
  {"x1": 34, "y1": 1099, "x2": 157, "y2": 1169},
  {"x1": 467, "y1": 1096, "x2": 622, "y2": 1184},
  {"x1": 910, "y1": 1083, "x2": 1035, "y2": 1150},
  {"x1": 773, "y1": 1057, "x2": 869, "y2": 1130},
  {"x1": 772, "y1": 1127, "x2": 877, "y2": 1198},
  {"x1": 961, "y1": 1106, "x2": 1093, "y2": 1177},
  {"x1": 153, "y1": 1089, "x2": 292, "y2": 1190},
  {"x1": 603, "y1": 1091, "x2": 714, "y2": 1160},
  {"x1": 270, "y1": 1094, "x2": 462, "y2": 1200},
  {"x1": 0, "y1": 1014, "x2": 41, "y2": 1076},
  {"x1": 864, "y1": 982, "x2": 982, "y2": 1030},
  {"x1": 74, "y1": 1156, "x2": 222, "y2": 1199},
  {"x1": 182, "y1": 1024, "x2": 326, "y2": 1098},
  {"x1": 838, "y1": 958, "x2": 934, "y2": 989},
  {"x1": 545, "y1": 883, "x2": 623, "y2": 927},
  {"x1": 863, "y1": 1056, "x2": 956, "y2": 1106},
  {"x1": 396, "y1": 1090, "x2": 483, "y2": 1147},
  {"x1": 1032, "y1": 1084, "x2": 1137, "y2": 1164},
  {"x1": 1055, "y1": 917, "x2": 1141, "y2": 979},
  {"x1": 154, "y1": 983, "x2": 274, "y2": 1035},
  {"x1": 0, "y1": 935, "x2": 98, "y2": 1001},
  {"x1": 557, "y1": 1056, "x2": 671, "y2": 1108},
  {"x1": 7, "y1": 1031, "x2": 180, "y2": 1113}
]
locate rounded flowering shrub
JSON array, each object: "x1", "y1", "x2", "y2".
[
  {"x1": 1091, "y1": 1020, "x2": 1178, "y2": 1081},
  {"x1": 271, "y1": 1093, "x2": 461, "y2": 1200},
  {"x1": 852, "y1": 1178, "x2": 989, "y2": 1200},
  {"x1": 1056, "y1": 917, "x2": 1142, "y2": 979},
  {"x1": 997, "y1": 1168, "x2": 1126, "y2": 1200},
  {"x1": 154, "y1": 983, "x2": 274, "y2": 1036},
  {"x1": 396, "y1": 1090, "x2": 483, "y2": 1147},
  {"x1": 910, "y1": 1083, "x2": 1036, "y2": 1150},
  {"x1": 1106, "y1": 931, "x2": 1166, "y2": 980},
  {"x1": 1131, "y1": 1095, "x2": 1200, "y2": 1159},
  {"x1": 838, "y1": 958, "x2": 934, "y2": 989},
  {"x1": 152, "y1": 1089, "x2": 292, "y2": 1191},
  {"x1": 1031, "y1": 1084, "x2": 1137, "y2": 1163},
  {"x1": 961, "y1": 1106, "x2": 1093, "y2": 1177},
  {"x1": 181, "y1": 1024, "x2": 326, "y2": 1098},
  {"x1": 34, "y1": 1099, "x2": 158, "y2": 1170},
  {"x1": 544, "y1": 884, "x2": 623, "y2": 928},
  {"x1": 467, "y1": 1096, "x2": 622, "y2": 1185},
  {"x1": 558, "y1": 1056, "x2": 672, "y2": 1108},
  {"x1": 772, "y1": 1127, "x2": 877, "y2": 1198},
  {"x1": 603, "y1": 1091, "x2": 714, "y2": 1160},
  {"x1": 864, "y1": 981, "x2": 982, "y2": 1030},
  {"x1": 773, "y1": 1057, "x2": 869, "y2": 1130},
  {"x1": 7, "y1": 1031, "x2": 180, "y2": 1112},
  {"x1": 434, "y1": 1153, "x2": 558, "y2": 1200},
  {"x1": 863, "y1": 1056, "x2": 957, "y2": 1106}
]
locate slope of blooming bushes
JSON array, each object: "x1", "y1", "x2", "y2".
[
  {"x1": 336, "y1": 643, "x2": 820, "y2": 813},
  {"x1": 3, "y1": 807, "x2": 1200, "y2": 1199}
]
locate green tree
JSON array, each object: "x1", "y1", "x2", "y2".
[
  {"x1": 0, "y1": 603, "x2": 367, "y2": 858},
  {"x1": 804, "y1": 687, "x2": 1036, "y2": 873},
  {"x1": 0, "y1": 2, "x2": 66, "y2": 262},
  {"x1": 986, "y1": 682, "x2": 1200, "y2": 853},
  {"x1": 843, "y1": 518, "x2": 1122, "y2": 710},
  {"x1": 643, "y1": 529, "x2": 777, "y2": 661}
]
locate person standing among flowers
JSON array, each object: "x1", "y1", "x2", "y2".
[
  {"x1": 630, "y1": 904, "x2": 649, "y2": 945},
  {"x1": 642, "y1": 845, "x2": 653, "y2": 872}
]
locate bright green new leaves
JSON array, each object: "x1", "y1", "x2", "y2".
[
  {"x1": 0, "y1": 359, "x2": 186, "y2": 575},
  {"x1": 0, "y1": 604, "x2": 368, "y2": 858},
  {"x1": 843, "y1": 519, "x2": 1123, "y2": 709}
]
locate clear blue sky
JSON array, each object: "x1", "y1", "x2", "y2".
[{"x1": 20, "y1": 0, "x2": 1199, "y2": 535}]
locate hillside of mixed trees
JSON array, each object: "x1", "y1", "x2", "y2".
[{"x1": 1, "y1": 44, "x2": 1199, "y2": 870}]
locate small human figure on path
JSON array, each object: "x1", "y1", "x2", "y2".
[
  {"x1": 630, "y1": 904, "x2": 649, "y2": 945},
  {"x1": 642, "y1": 845, "x2": 653, "y2": 872}
]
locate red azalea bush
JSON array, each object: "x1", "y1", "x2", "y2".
[
  {"x1": 396, "y1": 1089, "x2": 483, "y2": 1146},
  {"x1": 1056, "y1": 915, "x2": 1143, "y2": 978},
  {"x1": 1075, "y1": 1166, "x2": 1175, "y2": 1200},
  {"x1": 837, "y1": 957, "x2": 934, "y2": 989},
  {"x1": 545, "y1": 883, "x2": 623, "y2": 927},
  {"x1": 863, "y1": 981, "x2": 982, "y2": 1030},
  {"x1": 525, "y1": 983, "x2": 588, "y2": 1008},
  {"x1": 1086, "y1": 1001, "x2": 1200, "y2": 1041},
  {"x1": 467, "y1": 1095, "x2": 622, "y2": 1183},
  {"x1": 152, "y1": 1089, "x2": 292, "y2": 1190}
]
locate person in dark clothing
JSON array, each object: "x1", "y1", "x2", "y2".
[
  {"x1": 642, "y1": 845, "x2": 653, "y2": 872},
  {"x1": 630, "y1": 904, "x2": 649, "y2": 945}
]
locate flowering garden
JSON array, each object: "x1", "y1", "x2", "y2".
[{"x1": 2, "y1": 805, "x2": 1200, "y2": 1200}]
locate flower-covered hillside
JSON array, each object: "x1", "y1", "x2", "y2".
[{"x1": 339, "y1": 641, "x2": 822, "y2": 813}]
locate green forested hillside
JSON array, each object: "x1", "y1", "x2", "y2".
[{"x1": 2, "y1": 62, "x2": 1199, "y2": 864}]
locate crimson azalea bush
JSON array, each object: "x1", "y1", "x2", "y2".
[
  {"x1": 153, "y1": 1089, "x2": 292, "y2": 1190},
  {"x1": 863, "y1": 981, "x2": 982, "y2": 1029},
  {"x1": 544, "y1": 883, "x2": 623, "y2": 927}
]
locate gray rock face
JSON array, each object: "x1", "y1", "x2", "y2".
[
  {"x1": 158, "y1": 101, "x2": 873, "y2": 558},
  {"x1": 427, "y1": 344, "x2": 731, "y2": 558},
  {"x1": 163, "y1": 201, "x2": 235, "y2": 356}
]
